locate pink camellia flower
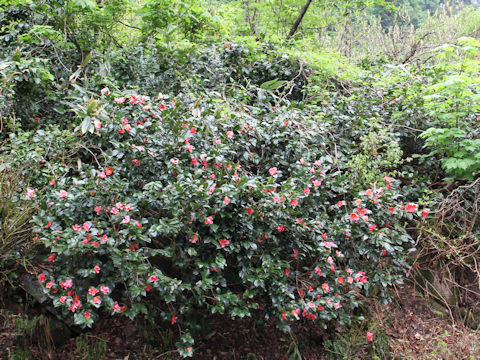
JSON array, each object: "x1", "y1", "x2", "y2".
[
  {"x1": 149, "y1": 275, "x2": 158, "y2": 283},
  {"x1": 46, "y1": 282, "x2": 54, "y2": 289},
  {"x1": 337, "y1": 201, "x2": 344, "y2": 207},
  {"x1": 213, "y1": 139, "x2": 221, "y2": 145},
  {"x1": 170, "y1": 158, "x2": 179, "y2": 165},
  {"x1": 121, "y1": 215, "x2": 131, "y2": 224},
  {"x1": 100, "y1": 285, "x2": 110, "y2": 295},
  {"x1": 94, "y1": 206, "x2": 102, "y2": 215},
  {"x1": 366, "y1": 332, "x2": 374, "y2": 342},
  {"x1": 84, "y1": 311, "x2": 91, "y2": 319},
  {"x1": 350, "y1": 213, "x2": 360, "y2": 221},
  {"x1": 190, "y1": 234, "x2": 198, "y2": 243},
  {"x1": 111, "y1": 207, "x2": 119, "y2": 215},
  {"x1": 226, "y1": 131, "x2": 233, "y2": 139},
  {"x1": 405, "y1": 203, "x2": 418, "y2": 213},
  {"x1": 357, "y1": 208, "x2": 367, "y2": 216},
  {"x1": 219, "y1": 239, "x2": 230, "y2": 248},
  {"x1": 205, "y1": 216, "x2": 213, "y2": 225},
  {"x1": 94, "y1": 265, "x2": 101, "y2": 274},
  {"x1": 321, "y1": 283, "x2": 330, "y2": 292},
  {"x1": 60, "y1": 279, "x2": 73, "y2": 289},
  {"x1": 368, "y1": 224, "x2": 377, "y2": 231},
  {"x1": 38, "y1": 273, "x2": 47, "y2": 283},
  {"x1": 101, "y1": 235, "x2": 108, "y2": 243},
  {"x1": 72, "y1": 224, "x2": 81, "y2": 231},
  {"x1": 59, "y1": 296, "x2": 67, "y2": 303},
  {"x1": 337, "y1": 277, "x2": 344, "y2": 284},
  {"x1": 277, "y1": 225, "x2": 285, "y2": 232},
  {"x1": 100, "y1": 87, "x2": 110, "y2": 96},
  {"x1": 92, "y1": 296, "x2": 101, "y2": 305},
  {"x1": 290, "y1": 199, "x2": 298, "y2": 207},
  {"x1": 384, "y1": 176, "x2": 393, "y2": 183},
  {"x1": 365, "y1": 189, "x2": 373, "y2": 197},
  {"x1": 113, "y1": 301, "x2": 121, "y2": 312},
  {"x1": 326, "y1": 256, "x2": 334, "y2": 264},
  {"x1": 268, "y1": 167, "x2": 278, "y2": 176},
  {"x1": 82, "y1": 222, "x2": 91, "y2": 231},
  {"x1": 97, "y1": 171, "x2": 106, "y2": 179},
  {"x1": 88, "y1": 287, "x2": 99, "y2": 296},
  {"x1": 59, "y1": 190, "x2": 68, "y2": 198},
  {"x1": 347, "y1": 276, "x2": 354, "y2": 284},
  {"x1": 208, "y1": 184, "x2": 216, "y2": 195},
  {"x1": 223, "y1": 197, "x2": 231, "y2": 205},
  {"x1": 315, "y1": 267, "x2": 322, "y2": 276},
  {"x1": 114, "y1": 97, "x2": 126, "y2": 104},
  {"x1": 303, "y1": 187, "x2": 311, "y2": 195},
  {"x1": 48, "y1": 253, "x2": 56, "y2": 262},
  {"x1": 27, "y1": 188, "x2": 35, "y2": 198},
  {"x1": 313, "y1": 180, "x2": 321, "y2": 187},
  {"x1": 105, "y1": 167, "x2": 114, "y2": 176},
  {"x1": 421, "y1": 208, "x2": 430, "y2": 218}
]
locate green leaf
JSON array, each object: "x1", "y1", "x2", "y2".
[
  {"x1": 81, "y1": 117, "x2": 91, "y2": 134},
  {"x1": 260, "y1": 79, "x2": 286, "y2": 91}
]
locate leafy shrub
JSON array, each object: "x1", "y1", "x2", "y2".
[
  {"x1": 24, "y1": 87, "x2": 421, "y2": 356},
  {"x1": 0, "y1": 155, "x2": 34, "y2": 285}
]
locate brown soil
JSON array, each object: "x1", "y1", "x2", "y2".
[{"x1": 1, "y1": 282, "x2": 480, "y2": 360}]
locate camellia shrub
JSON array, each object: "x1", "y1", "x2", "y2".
[{"x1": 28, "y1": 88, "x2": 421, "y2": 356}]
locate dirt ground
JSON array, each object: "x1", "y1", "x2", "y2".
[{"x1": 1, "y1": 282, "x2": 480, "y2": 360}]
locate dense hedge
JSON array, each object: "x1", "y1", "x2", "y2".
[{"x1": 19, "y1": 88, "x2": 421, "y2": 356}]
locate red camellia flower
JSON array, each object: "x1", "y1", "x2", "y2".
[
  {"x1": 421, "y1": 208, "x2": 430, "y2": 218},
  {"x1": 405, "y1": 203, "x2": 418, "y2": 213},
  {"x1": 219, "y1": 239, "x2": 230, "y2": 248},
  {"x1": 105, "y1": 167, "x2": 113, "y2": 176},
  {"x1": 84, "y1": 311, "x2": 91, "y2": 319},
  {"x1": 204, "y1": 216, "x2": 213, "y2": 225},
  {"x1": 290, "y1": 199, "x2": 298, "y2": 207},
  {"x1": 171, "y1": 315, "x2": 178, "y2": 325},
  {"x1": 38, "y1": 273, "x2": 47, "y2": 283},
  {"x1": 350, "y1": 213, "x2": 360, "y2": 221},
  {"x1": 246, "y1": 208, "x2": 254, "y2": 215}
]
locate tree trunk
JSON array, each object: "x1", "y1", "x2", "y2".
[{"x1": 286, "y1": 0, "x2": 313, "y2": 40}]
